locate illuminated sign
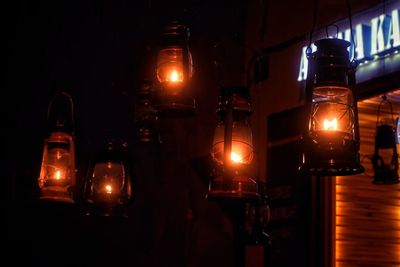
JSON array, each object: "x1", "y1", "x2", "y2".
[
  {"x1": 397, "y1": 117, "x2": 400, "y2": 144},
  {"x1": 298, "y1": 7, "x2": 400, "y2": 82}
]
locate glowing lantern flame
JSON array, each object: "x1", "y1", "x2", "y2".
[
  {"x1": 168, "y1": 69, "x2": 182, "y2": 83},
  {"x1": 324, "y1": 118, "x2": 338, "y2": 131},
  {"x1": 231, "y1": 151, "x2": 243, "y2": 163},
  {"x1": 54, "y1": 170, "x2": 62, "y2": 180},
  {"x1": 105, "y1": 184, "x2": 112, "y2": 194},
  {"x1": 170, "y1": 70, "x2": 178, "y2": 82}
]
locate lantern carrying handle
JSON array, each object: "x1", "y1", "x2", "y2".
[
  {"x1": 376, "y1": 95, "x2": 395, "y2": 127},
  {"x1": 47, "y1": 91, "x2": 75, "y2": 134},
  {"x1": 325, "y1": 24, "x2": 339, "y2": 38}
]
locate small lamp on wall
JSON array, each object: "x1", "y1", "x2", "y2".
[
  {"x1": 38, "y1": 92, "x2": 76, "y2": 203},
  {"x1": 83, "y1": 139, "x2": 132, "y2": 216},
  {"x1": 208, "y1": 86, "x2": 259, "y2": 200},
  {"x1": 371, "y1": 95, "x2": 399, "y2": 184},
  {"x1": 153, "y1": 21, "x2": 195, "y2": 116},
  {"x1": 301, "y1": 38, "x2": 364, "y2": 176}
]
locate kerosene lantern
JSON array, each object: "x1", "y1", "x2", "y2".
[
  {"x1": 301, "y1": 38, "x2": 364, "y2": 176},
  {"x1": 38, "y1": 92, "x2": 76, "y2": 203},
  {"x1": 371, "y1": 95, "x2": 399, "y2": 184},
  {"x1": 153, "y1": 21, "x2": 195, "y2": 116},
  {"x1": 208, "y1": 86, "x2": 259, "y2": 200},
  {"x1": 84, "y1": 139, "x2": 132, "y2": 216}
]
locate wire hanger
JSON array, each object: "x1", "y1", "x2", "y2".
[
  {"x1": 306, "y1": 0, "x2": 319, "y2": 58},
  {"x1": 346, "y1": 0, "x2": 357, "y2": 64},
  {"x1": 47, "y1": 91, "x2": 75, "y2": 134}
]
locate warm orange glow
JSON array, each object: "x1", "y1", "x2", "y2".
[
  {"x1": 156, "y1": 47, "x2": 190, "y2": 85},
  {"x1": 54, "y1": 170, "x2": 62, "y2": 180},
  {"x1": 231, "y1": 151, "x2": 243, "y2": 163},
  {"x1": 169, "y1": 70, "x2": 180, "y2": 82},
  {"x1": 336, "y1": 177, "x2": 342, "y2": 266},
  {"x1": 105, "y1": 184, "x2": 112, "y2": 194},
  {"x1": 107, "y1": 161, "x2": 112, "y2": 169},
  {"x1": 166, "y1": 69, "x2": 183, "y2": 83},
  {"x1": 211, "y1": 124, "x2": 254, "y2": 165},
  {"x1": 324, "y1": 118, "x2": 338, "y2": 131}
]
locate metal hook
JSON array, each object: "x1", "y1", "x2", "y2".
[{"x1": 325, "y1": 24, "x2": 339, "y2": 38}]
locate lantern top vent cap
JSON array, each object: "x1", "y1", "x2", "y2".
[
  {"x1": 161, "y1": 21, "x2": 190, "y2": 39},
  {"x1": 314, "y1": 38, "x2": 351, "y2": 59}
]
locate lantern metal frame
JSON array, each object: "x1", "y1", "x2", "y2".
[
  {"x1": 135, "y1": 81, "x2": 161, "y2": 143},
  {"x1": 152, "y1": 21, "x2": 195, "y2": 117},
  {"x1": 301, "y1": 38, "x2": 364, "y2": 176},
  {"x1": 207, "y1": 86, "x2": 259, "y2": 201},
  {"x1": 38, "y1": 92, "x2": 76, "y2": 203},
  {"x1": 371, "y1": 95, "x2": 399, "y2": 184},
  {"x1": 83, "y1": 139, "x2": 132, "y2": 217}
]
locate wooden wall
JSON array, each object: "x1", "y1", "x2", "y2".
[{"x1": 336, "y1": 89, "x2": 400, "y2": 267}]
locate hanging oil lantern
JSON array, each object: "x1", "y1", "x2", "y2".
[
  {"x1": 301, "y1": 38, "x2": 364, "y2": 176},
  {"x1": 84, "y1": 138, "x2": 132, "y2": 216},
  {"x1": 208, "y1": 86, "x2": 259, "y2": 200},
  {"x1": 371, "y1": 95, "x2": 399, "y2": 184},
  {"x1": 153, "y1": 21, "x2": 195, "y2": 116},
  {"x1": 38, "y1": 92, "x2": 76, "y2": 203}
]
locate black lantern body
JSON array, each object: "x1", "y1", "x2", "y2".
[
  {"x1": 153, "y1": 21, "x2": 195, "y2": 116},
  {"x1": 135, "y1": 81, "x2": 161, "y2": 143},
  {"x1": 301, "y1": 39, "x2": 364, "y2": 176},
  {"x1": 244, "y1": 181, "x2": 271, "y2": 266},
  {"x1": 84, "y1": 139, "x2": 132, "y2": 216},
  {"x1": 372, "y1": 97, "x2": 399, "y2": 184},
  {"x1": 39, "y1": 130, "x2": 75, "y2": 203},
  {"x1": 38, "y1": 92, "x2": 76, "y2": 203},
  {"x1": 208, "y1": 86, "x2": 259, "y2": 200}
]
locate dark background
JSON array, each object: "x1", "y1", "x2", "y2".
[
  {"x1": 3, "y1": 1, "x2": 255, "y2": 266},
  {"x1": 5, "y1": 0, "x2": 395, "y2": 266}
]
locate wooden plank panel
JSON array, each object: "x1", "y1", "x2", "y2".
[{"x1": 336, "y1": 90, "x2": 400, "y2": 266}]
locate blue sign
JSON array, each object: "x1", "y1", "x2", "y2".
[
  {"x1": 298, "y1": 1, "x2": 400, "y2": 83},
  {"x1": 397, "y1": 117, "x2": 400, "y2": 144}
]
